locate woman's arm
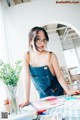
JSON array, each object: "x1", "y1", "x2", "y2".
[
  {"x1": 19, "y1": 53, "x2": 30, "y2": 107},
  {"x1": 51, "y1": 52, "x2": 80, "y2": 95}
]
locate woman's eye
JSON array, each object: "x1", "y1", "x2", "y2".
[
  {"x1": 37, "y1": 38, "x2": 40, "y2": 40},
  {"x1": 43, "y1": 39, "x2": 47, "y2": 42}
]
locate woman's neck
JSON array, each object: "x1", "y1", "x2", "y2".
[{"x1": 31, "y1": 49, "x2": 45, "y2": 56}]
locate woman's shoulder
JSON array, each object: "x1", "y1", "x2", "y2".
[
  {"x1": 48, "y1": 51, "x2": 56, "y2": 57},
  {"x1": 48, "y1": 51, "x2": 58, "y2": 62},
  {"x1": 23, "y1": 51, "x2": 30, "y2": 61}
]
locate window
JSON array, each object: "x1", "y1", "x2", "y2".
[{"x1": 63, "y1": 49, "x2": 79, "y2": 68}]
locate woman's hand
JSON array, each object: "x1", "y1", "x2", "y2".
[
  {"x1": 67, "y1": 89, "x2": 80, "y2": 96},
  {"x1": 19, "y1": 101, "x2": 30, "y2": 108}
]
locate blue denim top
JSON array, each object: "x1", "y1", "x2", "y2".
[{"x1": 29, "y1": 65, "x2": 63, "y2": 98}]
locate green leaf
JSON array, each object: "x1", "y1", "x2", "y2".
[{"x1": 0, "y1": 60, "x2": 22, "y2": 86}]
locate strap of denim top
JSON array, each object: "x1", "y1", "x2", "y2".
[
  {"x1": 49, "y1": 51, "x2": 52, "y2": 63},
  {"x1": 26, "y1": 51, "x2": 30, "y2": 65}
]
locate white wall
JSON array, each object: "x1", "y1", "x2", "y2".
[
  {"x1": 2, "y1": 0, "x2": 80, "y2": 63},
  {"x1": 47, "y1": 33, "x2": 66, "y2": 67},
  {"x1": 0, "y1": 1, "x2": 8, "y2": 62},
  {"x1": 76, "y1": 47, "x2": 80, "y2": 65}
]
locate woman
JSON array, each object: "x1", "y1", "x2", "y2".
[{"x1": 19, "y1": 26, "x2": 80, "y2": 108}]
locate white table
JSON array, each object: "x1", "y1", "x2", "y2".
[{"x1": 6, "y1": 95, "x2": 80, "y2": 120}]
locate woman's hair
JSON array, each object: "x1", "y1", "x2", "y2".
[{"x1": 28, "y1": 26, "x2": 49, "y2": 51}]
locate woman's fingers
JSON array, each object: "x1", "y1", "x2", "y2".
[
  {"x1": 67, "y1": 89, "x2": 80, "y2": 95},
  {"x1": 71, "y1": 89, "x2": 80, "y2": 95},
  {"x1": 19, "y1": 101, "x2": 30, "y2": 108},
  {"x1": 19, "y1": 104, "x2": 24, "y2": 108},
  {"x1": 74, "y1": 90, "x2": 80, "y2": 94}
]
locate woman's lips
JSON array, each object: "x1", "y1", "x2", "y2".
[{"x1": 39, "y1": 46, "x2": 44, "y2": 48}]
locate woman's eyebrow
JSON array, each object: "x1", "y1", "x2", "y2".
[
  {"x1": 36, "y1": 36, "x2": 41, "y2": 37},
  {"x1": 37, "y1": 36, "x2": 46, "y2": 38}
]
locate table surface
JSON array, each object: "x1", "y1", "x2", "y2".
[
  {"x1": 8, "y1": 95, "x2": 80, "y2": 120},
  {"x1": 43, "y1": 95, "x2": 80, "y2": 120}
]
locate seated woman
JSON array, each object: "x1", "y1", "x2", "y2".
[{"x1": 19, "y1": 26, "x2": 80, "y2": 108}]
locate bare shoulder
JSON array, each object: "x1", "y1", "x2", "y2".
[
  {"x1": 51, "y1": 52, "x2": 57, "y2": 60},
  {"x1": 50, "y1": 52, "x2": 59, "y2": 67},
  {"x1": 23, "y1": 51, "x2": 30, "y2": 64},
  {"x1": 23, "y1": 51, "x2": 29, "y2": 60}
]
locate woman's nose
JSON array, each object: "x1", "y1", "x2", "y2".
[{"x1": 41, "y1": 40, "x2": 45, "y2": 45}]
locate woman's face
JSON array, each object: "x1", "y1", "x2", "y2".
[{"x1": 31, "y1": 30, "x2": 47, "y2": 52}]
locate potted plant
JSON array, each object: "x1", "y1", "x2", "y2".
[
  {"x1": 0, "y1": 59, "x2": 22, "y2": 113},
  {"x1": 0, "y1": 59, "x2": 22, "y2": 87}
]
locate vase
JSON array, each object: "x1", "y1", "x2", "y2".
[{"x1": 6, "y1": 85, "x2": 19, "y2": 114}]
